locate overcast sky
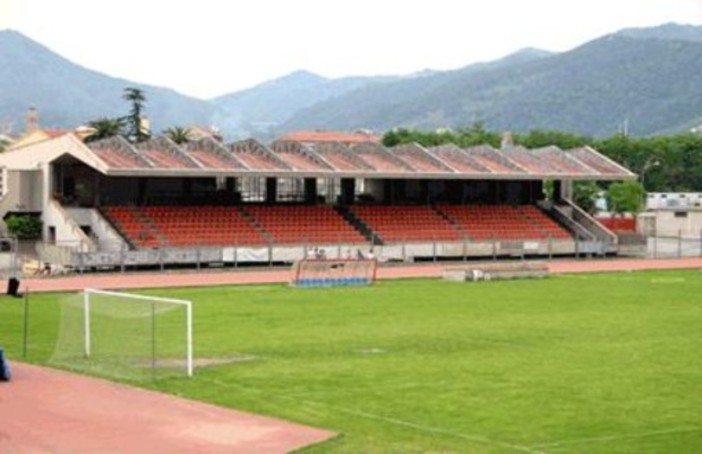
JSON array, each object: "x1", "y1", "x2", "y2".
[{"x1": 1, "y1": 0, "x2": 700, "y2": 98}]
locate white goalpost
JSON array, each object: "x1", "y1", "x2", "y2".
[{"x1": 50, "y1": 288, "x2": 194, "y2": 380}]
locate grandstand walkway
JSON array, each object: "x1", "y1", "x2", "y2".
[{"x1": 18, "y1": 257, "x2": 702, "y2": 293}]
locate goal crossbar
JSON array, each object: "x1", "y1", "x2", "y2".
[{"x1": 83, "y1": 288, "x2": 193, "y2": 377}]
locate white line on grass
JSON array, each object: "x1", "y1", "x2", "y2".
[
  {"x1": 330, "y1": 407, "x2": 544, "y2": 454},
  {"x1": 650, "y1": 277, "x2": 686, "y2": 283},
  {"x1": 532, "y1": 426, "x2": 701, "y2": 449},
  {"x1": 557, "y1": 274, "x2": 639, "y2": 281},
  {"x1": 216, "y1": 379, "x2": 542, "y2": 453}
]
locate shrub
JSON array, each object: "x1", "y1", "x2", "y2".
[{"x1": 5, "y1": 214, "x2": 42, "y2": 239}]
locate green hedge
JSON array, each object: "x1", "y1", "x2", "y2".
[{"x1": 5, "y1": 214, "x2": 42, "y2": 239}]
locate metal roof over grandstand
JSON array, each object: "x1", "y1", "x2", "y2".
[{"x1": 2, "y1": 133, "x2": 636, "y2": 181}]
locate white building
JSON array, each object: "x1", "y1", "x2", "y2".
[{"x1": 639, "y1": 192, "x2": 702, "y2": 237}]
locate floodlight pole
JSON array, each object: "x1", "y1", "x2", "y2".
[
  {"x1": 640, "y1": 158, "x2": 661, "y2": 189},
  {"x1": 640, "y1": 158, "x2": 661, "y2": 210}
]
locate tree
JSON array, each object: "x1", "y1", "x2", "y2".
[
  {"x1": 122, "y1": 87, "x2": 150, "y2": 143},
  {"x1": 163, "y1": 126, "x2": 193, "y2": 145},
  {"x1": 542, "y1": 180, "x2": 555, "y2": 200},
  {"x1": 381, "y1": 128, "x2": 405, "y2": 147},
  {"x1": 594, "y1": 133, "x2": 702, "y2": 192},
  {"x1": 0, "y1": 138, "x2": 9, "y2": 152},
  {"x1": 456, "y1": 121, "x2": 501, "y2": 148},
  {"x1": 83, "y1": 118, "x2": 124, "y2": 143},
  {"x1": 381, "y1": 123, "x2": 500, "y2": 148},
  {"x1": 606, "y1": 181, "x2": 645, "y2": 215},
  {"x1": 572, "y1": 181, "x2": 601, "y2": 214},
  {"x1": 515, "y1": 129, "x2": 592, "y2": 149}
]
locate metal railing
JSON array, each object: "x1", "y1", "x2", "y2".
[
  {"x1": 32, "y1": 233, "x2": 590, "y2": 274},
  {"x1": 561, "y1": 200, "x2": 618, "y2": 246}
]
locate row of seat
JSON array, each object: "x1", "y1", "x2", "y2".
[
  {"x1": 438, "y1": 205, "x2": 571, "y2": 240},
  {"x1": 103, "y1": 204, "x2": 573, "y2": 248},
  {"x1": 244, "y1": 205, "x2": 366, "y2": 244},
  {"x1": 350, "y1": 205, "x2": 462, "y2": 243}
]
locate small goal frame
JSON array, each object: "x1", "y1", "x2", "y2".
[
  {"x1": 83, "y1": 288, "x2": 193, "y2": 377},
  {"x1": 290, "y1": 258, "x2": 378, "y2": 288}
]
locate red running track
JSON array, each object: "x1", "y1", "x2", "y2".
[
  {"x1": 18, "y1": 256, "x2": 702, "y2": 293},
  {"x1": 0, "y1": 363, "x2": 335, "y2": 453}
]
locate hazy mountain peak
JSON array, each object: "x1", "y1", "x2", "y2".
[
  {"x1": 616, "y1": 22, "x2": 702, "y2": 43},
  {"x1": 490, "y1": 47, "x2": 554, "y2": 66},
  {"x1": 260, "y1": 70, "x2": 328, "y2": 89},
  {"x1": 406, "y1": 68, "x2": 439, "y2": 79},
  {"x1": 0, "y1": 29, "x2": 31, "y2": 43},
  {"x1": 508, "y1": 47, "x2": 554, "y2": 59},
  {"x1": 453, "y1": 46, "x2": 554, "y2": 75},
  {"x1": 0, "y1": 29, "x2": 65, "y2": 62}
]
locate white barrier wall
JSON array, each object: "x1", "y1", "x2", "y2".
[
  {"x1": 43, "y1": 200, "x2": 92, "y2": 246},
  {"x1": 650, "y1": 209, "x2": 702, "y2": 237}
]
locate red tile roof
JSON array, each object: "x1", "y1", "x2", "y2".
[
  {"x1": 44, "y1": 129, "x2": 68, "y2": 138},
  {"x1": 279, "y1": 130, "x2": 381, "y2": 144}
]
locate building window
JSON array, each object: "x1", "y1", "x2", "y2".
[{"x1": 674, "y1": 211, "x2": 688, "y2": 218}]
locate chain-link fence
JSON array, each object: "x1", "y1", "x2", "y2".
[
  {"x1": 616, "y1": 230, "x2": 702, "y2": 259},
  {"x1": 647, "y1": 234, "x2": 702, "y2": 258}
]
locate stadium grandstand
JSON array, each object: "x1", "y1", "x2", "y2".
[{"x1": 0, "y1": 132, "x2": 635, "y2": 271}]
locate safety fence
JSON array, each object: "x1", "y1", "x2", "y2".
[{"x1": 16, "y1": 234, "x2": 615, "y2": 275}]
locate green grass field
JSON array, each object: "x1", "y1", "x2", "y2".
[{"x1": 1, "y1": 270, "x2": 701, "y2": 453}]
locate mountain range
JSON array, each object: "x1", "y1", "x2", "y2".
[
  {"x1": 1, "y1": 23, "x2": 701, "y2": 139},
  {"x1": 0, "y1": 30, "x2": 212, "y2": 135}
]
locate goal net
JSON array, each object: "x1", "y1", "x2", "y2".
[
  {"x1": 290, "y1": 258, "x2": 378, "y2": 287},
  {"x1": 49, "y1": 289, "x2": 193, "y2": 381}
]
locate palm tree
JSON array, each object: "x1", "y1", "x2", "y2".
[
  {"x1": 83, "y1": 118, "x2": 125, "y2": 143},
  {"x1": 163, "y1": 126, "x2": 193, "y2": 145},
  {"x1": 122, "y1": 87, "x2": 149, "y2": 143}
]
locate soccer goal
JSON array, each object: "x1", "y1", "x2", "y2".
[
  {"x1": 290, "y1": 258, "x2": 378, "y2": 288},
  {"x1": 49, "y1": 288, "x2": 193, "y2": 380}
]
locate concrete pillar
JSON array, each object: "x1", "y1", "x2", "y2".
[
  {"x1": 559, "y1": 180, "x2": 573, "y2": 201},
  {"x1": 553, "y1": 180, "x2": 563, "y2": 202}
]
